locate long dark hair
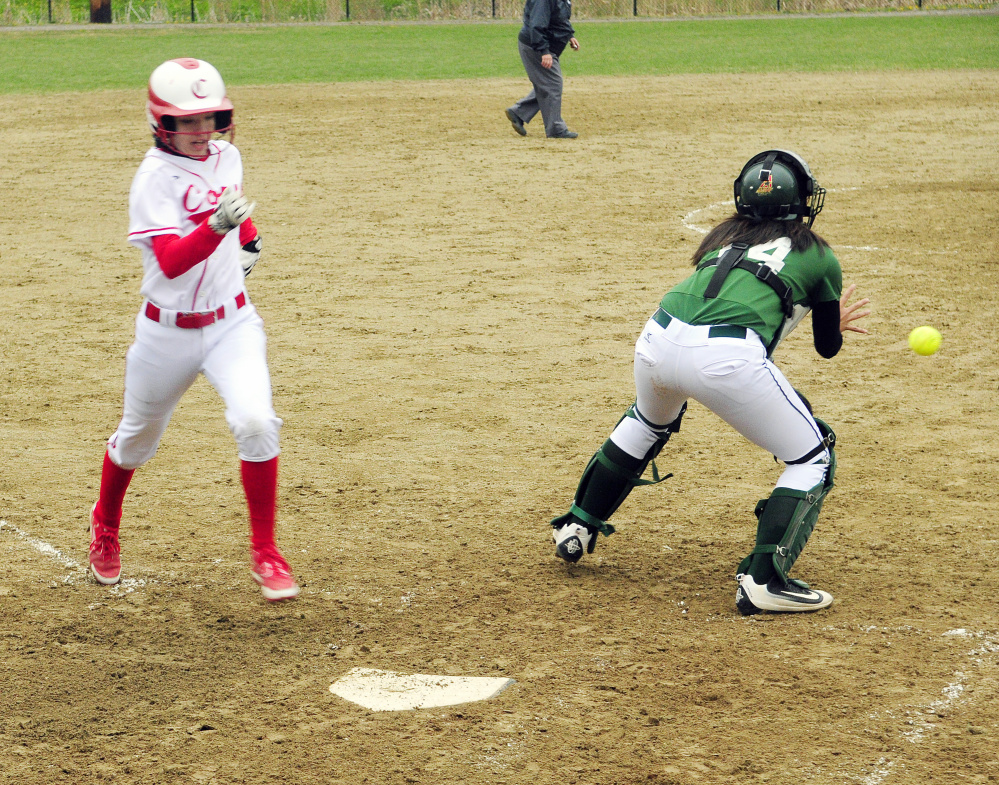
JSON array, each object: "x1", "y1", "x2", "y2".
[{"x1": 692, "y1": 214, "x2": 829, "y2": 266}]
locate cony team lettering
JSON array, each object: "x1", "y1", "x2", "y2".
[{"x1": 183, "y1": 185, "x2": 237, "y2": 215}]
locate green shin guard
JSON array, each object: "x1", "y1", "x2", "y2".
[
  {"x1": 738, "y1": 479, "x2": 836, "y2": 584},
  {"x1": 744, "y1": 494, "x2": 801, "y2": 583},
  {"x1": 550, "y1": 438, "x2": 672, "y2": 552},
  {"x1": 739, "y1": 419, "x2": 837, "y2": 583}
]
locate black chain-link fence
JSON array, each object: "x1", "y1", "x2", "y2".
[{"x1": 4, "y1": 0, "x2": 994, "y2": 24}]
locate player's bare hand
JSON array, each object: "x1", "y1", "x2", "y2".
[
  {"x1": 840, "y1": 283, "x2": 871, "y2": 335},
  {"x1": 208, "y1": 186, "x2": 256, "y2": 236},
  {"x1": 541, "y1": 53, "x2": 553, "y2": 69},
  {"x1": 569, "y1": 37, "x2": 580, "y2": 51}
]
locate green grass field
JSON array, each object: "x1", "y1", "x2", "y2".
[{"x1": 1, "y1": 13, "x2": 996, "y2": 93}]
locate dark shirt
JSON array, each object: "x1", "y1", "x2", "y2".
[
  {"x1": 811, "y1": 300, "x2": 842, "y2": 358},
  {"x1": 519, "y1": 0, "x2": 574, "y2": 57}
]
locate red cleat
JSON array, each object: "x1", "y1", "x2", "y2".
[
  {"x1": 89, "y1": 503, "x2": 121, "y2": 586},
  {"x1": 250, "y1": 544, "x2": 300, "y2": 601}
]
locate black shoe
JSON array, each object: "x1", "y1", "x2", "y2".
[
  {"x1": 549, "y1": 130, "x2": 578, "y2": 139},
  {"x1": 505, "y1": 109, "x2": 527, "y2": 136}
]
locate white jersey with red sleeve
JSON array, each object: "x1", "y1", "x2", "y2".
[{"x1": 128, "y1": 140, "x2": 246, "y2": 312}]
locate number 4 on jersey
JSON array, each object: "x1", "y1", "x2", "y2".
[{"x1": 747, "y1": 238, "x2": 793, "y2": 272}]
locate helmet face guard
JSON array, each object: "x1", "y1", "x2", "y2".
[
  {"x1": 147, "y1": 58, "x2": 234, "y2": 156},
  {"x1": 734, "y1": 149, "x2": 826, "y2": 228},
  {"x1": 156, "y1": 110, "x2": 234, "y2": 149}
]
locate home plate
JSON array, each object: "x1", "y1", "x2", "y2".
[{"x1": 329, "y1": 668, "x2": 515, "y2": 712}]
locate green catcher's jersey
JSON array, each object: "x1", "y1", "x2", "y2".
[{"x1": 659, "y1": 238, "x2": 842, "y2": 349}]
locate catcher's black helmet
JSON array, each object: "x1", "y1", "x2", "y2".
[{"x1": 734, "y1": 150, "x2": 826, "y2": 228}]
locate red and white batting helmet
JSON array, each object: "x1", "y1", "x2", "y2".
[{"x1": 146, "y1": 58, "x2": 234, "y2": 151}]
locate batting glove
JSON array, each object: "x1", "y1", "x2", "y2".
[
  {"x1": 240, "y1": 236, "x2": 262, "y2": 278},
  {"x1": 208, "y1": 187, "x2": 256, "y2": 236}
]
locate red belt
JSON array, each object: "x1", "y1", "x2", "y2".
[{"x1": 145, "y1": 292, "x2": 246, "y2": 329}]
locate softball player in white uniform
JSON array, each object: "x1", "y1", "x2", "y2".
[
  {"x1": 550, "y1": 150, "x2": 870, "y2": 614},
  {"x1": 89, "y1": 58, "x2": 299, "y2": 601}
]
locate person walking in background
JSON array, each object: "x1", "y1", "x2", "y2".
[
  {"x1": 549, "y1": 150, "x2": 871, "y2": 615},
  {"x1": 88, "y1": 58, "x2": 300, "y2": 602},
  {"x1": 506, "y1": 0, "x2": 579, "y2": 139}
]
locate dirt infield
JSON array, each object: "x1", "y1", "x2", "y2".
[{"x1": 1, "y1": 69, "x2": 997, "y2": 784}]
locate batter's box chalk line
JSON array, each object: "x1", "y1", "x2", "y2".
[
  {"x1": 1, "y1": 518, "x2": 87, "y2": 582},
  {"x1": 850, "y1": 626, "x2": 999, "y2": 785},
  {"x1": 681, "y1": 190, "x2": 949, "y2": 256},
  {"x1": 329, "y1": 667, "x2": 515, "y2": 712},
  {"x1": 0, "y1": 518, "x2": 150, "y2": 593}
]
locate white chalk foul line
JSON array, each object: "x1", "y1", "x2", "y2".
[
  {"x1": 862, "y1": 758, "x2": 894, "y2": 785},
  {"x1": 681, "y1": 190, "x2": 949, "y2": 255},
  {"x1": 0, "y1": 517, "x2": 86, "y2": 577},
  {"x1": 856, "y1": 627, "x2": 999, "y2": 784},
  {"x1": 0, "y1": 518, "x2": 150, "y2": 593}
]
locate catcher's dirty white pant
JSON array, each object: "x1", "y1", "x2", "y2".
[
  {"x1": 610, "y1": 315, "x2": 829, "y2": 492},
  {"x1": 106, "y1": 300, "x2": 282, "y2": 470}
]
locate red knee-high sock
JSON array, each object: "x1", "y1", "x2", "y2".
[
  {"x1": 241, "y1": 457, "x2": 278, "y2": 550},
  {"x1": 96, "y1": 451, "x2": 134, "y2": 531}
]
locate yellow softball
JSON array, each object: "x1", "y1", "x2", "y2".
[{"x1": 908, "y1": 326, "x2": 942, "y2": 356}]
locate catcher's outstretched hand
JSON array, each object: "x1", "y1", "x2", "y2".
[
  {"x1": 208, "y1": 187, "x2": 255, "y2": 236},
  {"x1": 840, "y1": 283, "x2": 871, "y2": 335}
]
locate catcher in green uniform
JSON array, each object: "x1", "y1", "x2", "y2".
[{"x1": 550, "y1": 149, "x2": 871, "y2": 614}]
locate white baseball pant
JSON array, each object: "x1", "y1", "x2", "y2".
[
  {"x1": 106, "y1": 301, "x2": 282, "y2": 470},
  {"x1": 609, "y1": 315, "x2": 829, "y2": 492}
]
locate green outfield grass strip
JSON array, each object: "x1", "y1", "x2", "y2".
[{"x1": 0, "y1": 14, "x2": 996, "y2": 94}]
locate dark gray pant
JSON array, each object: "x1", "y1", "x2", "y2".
[{"x1": 508, "y1": 39, "x2": 570, "y2": 138}]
